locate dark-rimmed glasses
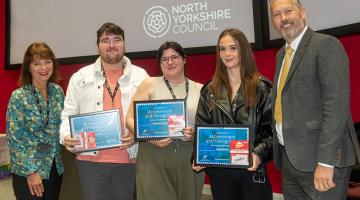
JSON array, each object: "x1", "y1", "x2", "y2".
[{"x1": 160, "y1": 55, "x2": 181, "y2": 65}]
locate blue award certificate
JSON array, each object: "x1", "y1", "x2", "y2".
[
  {"x1": 69, "y1": 109, "x2": 122, "y2": 153},
  {"x1": 195, "y1": 125, "x2": 253, "y2": 168},
  {"x1": 134, "y1": 99, "x2": 187, "y2": 140}
]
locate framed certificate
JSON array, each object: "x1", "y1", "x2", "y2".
[
  {"x1": 194, "y1": 125, "x2": 253, "y2": 168},
  {"x1": 134, "y1": 99, "x2": 187, "y2": 140},
  {"x1": 69, "y1": 109, "x2": 122, "y2": 153}
]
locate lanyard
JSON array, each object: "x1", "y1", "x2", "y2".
[
  {"x1": 164, "y1": 77, "x2": 189, "y2": 99},
  {"x1": 101, "y1": 65, "x2": 120, "y2": 105},
  {"x1": 32, "y1": 84, "x2": 50, "y2": 125}
]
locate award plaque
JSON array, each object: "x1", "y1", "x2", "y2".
[
  {"x1": 134, "y1": 99, "x2": 187, "y2": 140},
  {"x1": 69, "y1": 109, "x2": 122, "y2": 153},
  {"x1": 194, "y1": 125, "x2": 253, "y2": 168}
]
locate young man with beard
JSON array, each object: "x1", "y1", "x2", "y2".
[
  {"x1": 59, "y1": 22, "x2": 149, "y2": 200},
  {"x1": 269, "y1": 0, "x2": 360, "y2": 199}
]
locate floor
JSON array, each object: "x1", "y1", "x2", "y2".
[{"x1": 0, "y1": 176, "x2": 284, "y2": 200}]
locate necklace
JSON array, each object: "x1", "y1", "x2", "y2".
[
  {"x1": 32, "y1": 84, "x2": 50, "y2": 126},
  {"x1": 101, "y1": 65, "x2": 120, "y2": 105},
  {"x1": 164, "y1": 77, "x2": 189, "y2": 99}
]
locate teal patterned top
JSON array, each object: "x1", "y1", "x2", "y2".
[{"x1": 6, "y1": 83, "x2": 64, "y2": 179}]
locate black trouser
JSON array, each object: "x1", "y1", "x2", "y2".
[
  {"x1": 76, "y1": 160, "x2": 136, "y2": 200},
  {"x1": 12, "y1": 160, "x2": 62, "y2": 200},
  {"x1": 206, "y1": 167, "x2": 272, "y2": 200}
]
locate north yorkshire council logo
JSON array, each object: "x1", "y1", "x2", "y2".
[{"x1": 143, "y1": 6, "x2": 171, "y2": 38}]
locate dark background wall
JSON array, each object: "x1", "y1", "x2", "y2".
[{"x1": 1, "y1": 0, "x2": 360, "y2": 193}]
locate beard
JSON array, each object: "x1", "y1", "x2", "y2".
[
  {"x1": 99, "y1": 49, "x2": 124, "y2": 64},
  {"x1": 279, "y1": 19, "x2": 305, "y2": 43},
  {"x1": 102, "y1": 54, "x2": 122, "y2": 64}
]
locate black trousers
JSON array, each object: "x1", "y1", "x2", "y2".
[
  {"x1": 12, "y1": 160, "x2": 62, "y2": 200},
  {"x1": 76, "y1": 160, "x2": 135, "y2": 200},
  {"x1": 206, "y1": 167, "x2": 272, "y2": 200}
]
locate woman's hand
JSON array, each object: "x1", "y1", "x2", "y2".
[
  {"x1": 148, "y1": 138, "x2": 172, "y2": 148},
  {"x1": 247, "y1": 153, "x2": 262, "y2": 171},
  {"x1": 120, "y1": 132, "x2": 134, "y2": 149},
  {"x1": 192, "y1": 161, "x2": 206, "y2": 172},
  {"x1": 182, "y1": 126, "x2": 194, "y2": 141},
  {"x1": 63, "y1": 134, "x2": 80, "y2": 152},
  {"x1": 27, "y1": 172, "x2": 44, "y2": 197}
]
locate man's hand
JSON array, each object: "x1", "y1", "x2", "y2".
[
  {"x1": 27, "y1": 172, "x2": 44, "y2": 197},
  {"x1": 64, "y1": 134, "x2": 80, "y2": 152},
  {"x1": 314, "y1": 165, "x2": 336, "y2": 192},
  {"x1": 148, "y1": 138, "x2": 172, "y2": 148}
]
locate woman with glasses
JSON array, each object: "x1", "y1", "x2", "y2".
[
  {"x1": 6, "y1": 42, "x2": 64, "y2": 200},
  {"x1": 126, "y1": 41, "x2": 205, "y2": 200},
  {"x1": 194, "y1": 28, "x2": 273, "y2": 200}
]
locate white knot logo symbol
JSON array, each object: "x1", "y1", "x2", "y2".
[{"x1": 143, "y1": 6, "x2": 171, "y2": 38}]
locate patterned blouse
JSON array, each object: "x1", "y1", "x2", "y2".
[{"x1": 6, "y1": 83, "x2": 64, "y2": 179}]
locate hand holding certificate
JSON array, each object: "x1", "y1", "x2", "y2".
[
  {"x1": 194, "y1": 125, "x2": 253, "y2": 168},
  {"x1": 69, "y1": 110, "x2": 122, "y2": 153}
]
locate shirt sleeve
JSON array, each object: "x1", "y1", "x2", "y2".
[
  {"x1": 6, "y1": 92, "x2": 39, "y2": 176},
  {"x1": 59, "y1": 74, "x2": 80, "y2": 144}
]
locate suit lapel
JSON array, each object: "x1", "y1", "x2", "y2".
[{"x1": 284, "y1": 28, "x2": 314, "y2": 86}]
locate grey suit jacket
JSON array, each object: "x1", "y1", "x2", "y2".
[{"x1": 272, "y1": 28, "x2": 360, "y2": 172}]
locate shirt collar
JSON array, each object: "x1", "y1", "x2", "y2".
[
  {"x1": 94, "y1": 57, "x2": 103, "y2": 77},
  {"x1": 93, "y1": 56, "x2": 132, "y2": 78},
  {"x1": 122, "y1": 56, "x2": 131, "y2": 78}
]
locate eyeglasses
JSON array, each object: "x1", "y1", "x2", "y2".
[
  {"x1": 160, "y1": 55, "x2": 181, "y2": 65},
  {"x1": 100, "y1": 37, "x2": 124, "y2": 46}
]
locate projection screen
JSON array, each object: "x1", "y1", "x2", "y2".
[{"x1": 7, "y1": 0, "x2": 258, "y2": 67}]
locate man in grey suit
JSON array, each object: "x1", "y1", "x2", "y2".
[{"x1": 269, "y1": 0, "x2": 360, "y2": 199}]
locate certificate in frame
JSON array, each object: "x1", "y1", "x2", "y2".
[
  {"x1": 194, "y1": 125, "x2": 253, "y2": 168},
  {"x1": 134, "y1": 99, "x2": 187, "y2": 140},
  {"x1": 69, "y1": 109, "x2": 122, "y2": 153}
]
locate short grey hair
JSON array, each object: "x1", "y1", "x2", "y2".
[{"x1": 269, "y1": 0, "x2": 302, "y2": 8}]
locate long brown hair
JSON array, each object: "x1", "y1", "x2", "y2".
[
  {"x1": 208, "y1": 28, "x2": 259, "y2": 108},
  {"x1": 18, "y1": 42, "x2": 61, "y2": 86}
]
